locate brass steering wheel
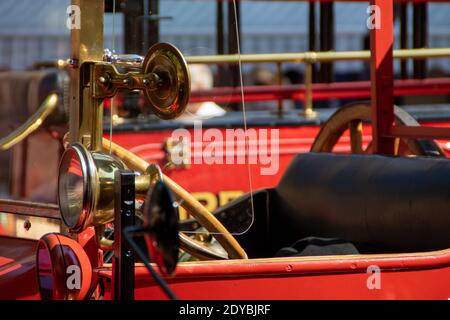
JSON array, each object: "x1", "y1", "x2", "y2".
[{"x1": 102, "y1": 138, "x2": 248, "y2": 260}]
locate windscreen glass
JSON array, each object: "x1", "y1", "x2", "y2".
[{"x1": 105, "y1": 0, "x2": 282, "y2": 235}]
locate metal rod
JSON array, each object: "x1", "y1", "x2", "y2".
[
  {"x1": 187, "y1": 47, "x2": 450, "y2": 118},
  {"x1": 303, "y1": 62, "x2": 316, "y2": 119},
  {"x1": 186, "y1": 47, "x2": 450, "y2": 64}
]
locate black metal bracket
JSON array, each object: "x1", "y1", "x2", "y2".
[{"x1": 112, "y1": 170, "x2": 136, "y2": 300}]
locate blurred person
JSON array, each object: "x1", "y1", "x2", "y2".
[
  {"x1": 183, "y1": 64, "x2": 226, "y2": 119},
  {"x1": 282, "y1": 68, "x2": 302, "y2": 110},
  {"x1": 246, "y1": 66, "x2": 279, "y2": 111}
]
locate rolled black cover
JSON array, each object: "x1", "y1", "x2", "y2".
[{"x1": 276, "y1": 153, "x2": 450, "y2": 252}]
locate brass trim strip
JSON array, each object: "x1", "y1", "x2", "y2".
[
  {"x1": 0, "y1": 199, "x2": 60, "y2": 219},
  {"x1": 186, "y1": 48, "x2": 450, "y2": 64},
  {"x1": 100, "y1": 247, "x2": 450, "y2": 270}
]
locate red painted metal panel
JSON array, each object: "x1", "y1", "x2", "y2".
[
  {"x1": 0, "y1": 237, "x2": 39, "y2": 300},
  {"x1": 370, "y1": 0, "x2": 395, "y2": 154},
  {"x1": 189, "y1": 78, "x2": 450, "y2": 104},
  {"x1": 98, "y1": 250, "x2": 450, "y2": 300},
  {"x1": 109, "y1": 121, "x2": 450, "y2": 195}
]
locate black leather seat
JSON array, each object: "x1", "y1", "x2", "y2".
[
  {"x1": 276, "y1": 152, "x2": 450, "y2": 252},
  {"x1": 211, "y1": 153, "x2": 450, "y2": 258}
]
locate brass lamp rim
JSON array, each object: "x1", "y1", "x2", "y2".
[{"x1": 58, "y1": 143, "x2": 99, "y2": 232}]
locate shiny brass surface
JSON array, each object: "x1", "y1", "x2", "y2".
[
  {"x1": 103, "y1": 50, "x2": 144, "y2": 71},
  {"x1": 179, "y1": 233, "x2": 228, "y2": 260},
  {"x1": 0, "y1": 93, "x2": 58, "y2": 150},
  {"x1": 69, "y1": 0, "x2": 104, "y2": 151},
  {"x1": 93, "y1": 63, "x2": 161, "y2": 98},
  {"x1": 58, "y1": 143, "x2": 125, "y2": 232},
  {"x1": 63, "y1": 1, "x2": 238, "y2": 258},
  {"x1": 163, "y1": 137, "x2": 190, "y2": 169},
  {"x1": 64, "y1": 3, "x2": 190, "y2": 236},
  {"x1": 99, "y1": 237, "x2": 114, "y2": 251},
  {"x1": 143, "y1": 43, "x2": 191, "y2": 119},
  {"x1": 32, "y1": 59, "x2": 68, "y2": 70},
  {"x1": 135, "y1": 174, "x2": 152, "y2": 197},
  {"x1": 92, "y1": 151, "x2": 126, "y2": 226},
  {"x1": 303, "y1": 63, "x2": 317, "y2": 119},
  {"x1": 102, "y1": 138, "x2": 248, "y2": 260},
  {"x1": 186, "y1": 47, "x2": 450, "y2": 64},
  {"x1": 93, "y1": 43, "x2": 190, "y2": 120}
]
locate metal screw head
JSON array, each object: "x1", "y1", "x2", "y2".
[
  {"x1": 23, "y1": 219, "x2": 31, "y2": 231},
  {"x1": 98, "y1": 74, "x2": 111, "y2": 86}
]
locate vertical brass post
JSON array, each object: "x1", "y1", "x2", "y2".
[
  {"x1": 70, "y1": 0, "x2": 105, "y2": 151},
  {"x1": 303, "y1": 62, "x2": 317, "y2": 119}
]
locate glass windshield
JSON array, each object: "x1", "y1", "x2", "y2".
[{"x1": 106, "y1": 0, "x2": 267, "y2": 235}]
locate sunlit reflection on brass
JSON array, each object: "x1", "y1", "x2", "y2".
[
  {"x1": 58, "y1": 143, "x2": 125, "y2": 232},
  {"x1": 143, "y1": 43, "x2": 191, "y2": 119},
  {"x1": 92, "y1": 43, "x2": 190, "y2": 120}
]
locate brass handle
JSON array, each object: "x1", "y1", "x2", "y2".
[{"x1": 0, "y1": 93, "x2": 59, "y2": 151}]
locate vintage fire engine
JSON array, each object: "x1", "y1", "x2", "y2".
[{"x1": 1, "y1": 0, "x2": 450, "y2": 300}]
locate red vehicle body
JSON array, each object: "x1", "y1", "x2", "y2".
[
  {"x1": 2, "y1": 0, "x2": 450, "y2": 301},
  {"x1": 111, "y1": 117, "x2": 450, "y2": 196}
]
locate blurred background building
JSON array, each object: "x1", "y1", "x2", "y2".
[{"x1": 0, "y1": 0, "x2": 448, "y2": 74}]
